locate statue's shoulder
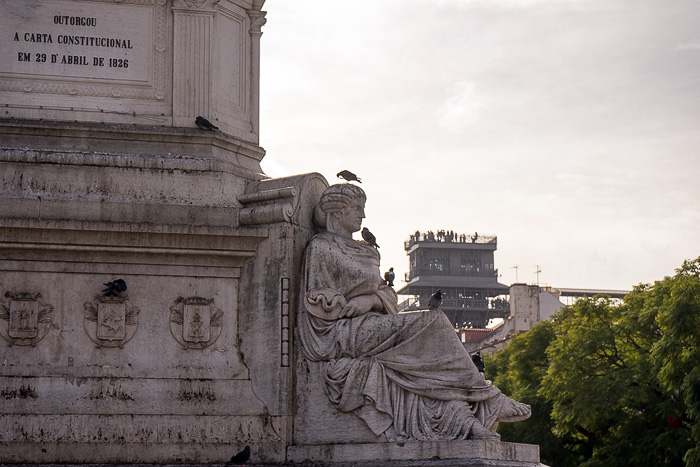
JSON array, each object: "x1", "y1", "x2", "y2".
[{"x1": 308, "y1": 233, "x2": 376, "y2": 259}]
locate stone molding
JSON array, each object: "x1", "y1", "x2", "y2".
[
  {"x1": 238, "y1": 187, "x2": 297, "y2": 225},
  {"x1": 247, "y1": 9, "x2": 267, "y2": 36}
]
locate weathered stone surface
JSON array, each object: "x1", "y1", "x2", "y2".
[
  {"x1": 0, "y1": 414, "x2": 284, "y2": 463},
  {"x1": 288, "y1": 439, "x2": 541, "y2": 466}
]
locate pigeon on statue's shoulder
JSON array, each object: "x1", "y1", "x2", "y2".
[
  {"x1": 384, "y1": 267, "x2": 395, "y2": 287},
  {"x1": 361, "y1": 227, "x2": 379, "y2": 248}
]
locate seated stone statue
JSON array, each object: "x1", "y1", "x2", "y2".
[{"x1": 298, "y1": 183, "x2": 530, "y2": 443}]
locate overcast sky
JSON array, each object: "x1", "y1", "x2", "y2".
[{"x1": 258, "y1": 0, "x2": 700, "y2": 291}]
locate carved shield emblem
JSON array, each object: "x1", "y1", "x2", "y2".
[
  {"x1": 97, "y1": 302, "x2": 127, "y2": 341},
  {"x1": 84, "y1": 295, "x2": 139, "y2": 348},
  {"x1": 0, "y1": 292, "x2": 53, "y2": 346},
  {"x1": 170, "y1": 296, "x2": 222, "y2": 349},
  {"x1": 183, "y1": 304, "x2": 210, "y2": 343},
  {"x1": 9, "y1": 299, "x2": 39, "y2": 339}
]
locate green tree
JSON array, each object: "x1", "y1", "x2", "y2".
[
  {"x1": 486, "y1": 321, "x2": 579, "y2": 466},
  {"x1": 486, "y1": 258, "x2": 700, "y2": 465},
  {"x1": 649, "y1": 258, "x2": 700, "y2": 466},
  {"x1": 541, "y1": 291, "x2": 692, "y2": 466}
]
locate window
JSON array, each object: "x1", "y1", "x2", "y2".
[
  {"x1": 461, "y1": 259, "x2": 480, "y2": 275},
  {"x1": 429, "y1": 258, "x2": 448, "y2": 273}
]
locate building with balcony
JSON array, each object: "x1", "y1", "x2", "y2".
[{"x1": 396, "y1": 230, "x2": 510, "y2": 328}]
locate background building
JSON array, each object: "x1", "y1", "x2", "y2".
[
  {"x1": 397, "y1": 230, "x2": 510, "y2": 328},
  {"x1": 395, "y1": 230, "x2": 629, "y2": 355}
]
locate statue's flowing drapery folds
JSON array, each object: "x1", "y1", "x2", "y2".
[{"x1": 298, "y1": 219, "x2": 530, "y2": 441}]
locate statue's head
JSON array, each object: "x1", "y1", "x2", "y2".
[
  {"x1": 319, "y1": 184, "x2": 366, "y2": 236},
  {"x1": 320, "y1": 183, "x2": 366, "y2": 214}
]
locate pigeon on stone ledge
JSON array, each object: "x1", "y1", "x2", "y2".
[
  {"x1": 428, "y1": 289, "x2": 443, "y2": 310},
  {"x1": 195, "y1": 116, "x2": 219, "y2": 130},
  {"x1": 102, "y1": 279, "x2": 127, "y2": 297},
  {"x1": 362, "y1": 227, "x2": 379, "y2": 248},
  {"x1": 337, "y1": 170, "x2": 361, "y2": 183},
  {"x1": 226, "y1": 445, "x2": 250, "y2": 465}
]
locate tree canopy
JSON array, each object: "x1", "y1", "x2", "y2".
[{"x1": 485, "y1": 257, "x2": 700, "y2": 467}]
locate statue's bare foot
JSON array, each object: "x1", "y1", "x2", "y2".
[
  {"x1": 496, "y1": 395, "x2": 531, "y2": 423},
  {"x1": 470, "y1": 422, "x2": 500, "y2": 440}
]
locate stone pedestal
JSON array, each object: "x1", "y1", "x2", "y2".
[{"x1": 288, "y1": 440, "x2": 542, "y2": 466}]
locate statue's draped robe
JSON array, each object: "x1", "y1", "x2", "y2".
[{"x1": 298, "y1": 233, "x2": 510, "y2": 440}]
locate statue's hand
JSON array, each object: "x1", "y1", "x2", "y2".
[
  {"x1": 341, "y1": 294, "x2": 381, "y2": 318},
  {"x1": 305, "y1": 288, "x2": 347, "y2": 320}
]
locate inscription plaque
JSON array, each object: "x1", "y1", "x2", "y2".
[
  {"x1": 0, "y1": 0, "x2": 167, "y2": 101},
  {"x1": 3, "y1": 1, "x2": 149, "y2": 82}
]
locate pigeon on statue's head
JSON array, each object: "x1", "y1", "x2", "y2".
[{"x1": 337, "y1": 170, "x2": 361, "y2": 183}]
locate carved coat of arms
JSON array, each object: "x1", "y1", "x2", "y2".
[
  {"x1": 0, "y1": 292, "x2": 53, "y2": 346},
  {"x1": 169, "y1": 296, "x2": 222, "y2": 349},
  {"x1": 84, "y1": 295, "x2": 139, "y2": 348}
]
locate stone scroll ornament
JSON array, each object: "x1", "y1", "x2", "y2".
[
  {"x1": 0, "y1": 292, "x2": 53, "y2": 346},
  {"x1": 298, "y1": 183, "x2": 531, "y2": 443},
  {"x1": 84, "y1": 295, "x2": 140, "y2": 348},
  {"x1": 169, "y1": 297, "x2": 222, "y2": 349}
]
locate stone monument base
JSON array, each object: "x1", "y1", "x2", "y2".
[{"x1": 288, "y1": 440, "x2": 542, "y2": 466}]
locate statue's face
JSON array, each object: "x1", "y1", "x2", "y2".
[{"x1": 336, "y1": 203, "x2": 365, "y2": 234}]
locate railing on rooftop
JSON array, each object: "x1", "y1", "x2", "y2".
[
  {"x1": 405, "y1": 230, "x2": 496, "y2": 250},
  {"x1": 397, "y1": 297, "x2": 510, "y2": 313},
  {"x1": 404, "y1": 268, "x2": 499, "y2": 282}
]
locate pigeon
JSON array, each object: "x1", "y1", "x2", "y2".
[
  {"x1": 384, "y1": 267, "x2": 395, "y2": 287},
  {"x1": 102, "y1": 279, "x2": 127, "y2": 297},
  {"x1": 471, "y1": 351, "x2": 485, "y2": 373},
  {"x1": 195, "y1": 116, "x2": 218, "y2": 130},
  {"x1": 361, "y1": 227, "x2": 379, "y2": 248},
  {"x1": 337, "y1": 170, "x2": 361, "y2": 183},
  {"x1": 226, "y1": 445, "x2": 250, "y2": 466},
  {"x1": 428, "y1": 289, "x2": 443, "y2": 310}
]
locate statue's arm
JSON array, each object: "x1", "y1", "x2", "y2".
[{"x1": 376, "y1": 284, "x2": 399, "y2": 314}]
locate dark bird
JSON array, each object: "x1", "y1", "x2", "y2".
[
  {"x1": 428, "y1": 289, "x2": 443, "y2": 310},
  {"x1": 361, "y1": 227, "x2": 379, "y2": 248},
  {"x1": 226, "y1": 445, "x2": 250, "y2": 465},
  {"x1": 472, "y1": 351, "x2": 485, "y2": 373},
  {"x1": 195, "y1": 116, "x2": 219, "y2": 130},
  {"x1": 384, "y1": 267, "x2": 395, "y2": 287},
  {"x1": 102, "y1": 279, "x2": 127, "y2": 297},
  {"x1": 337, "y1": 170, "x2": 361, "y2": 183}
]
